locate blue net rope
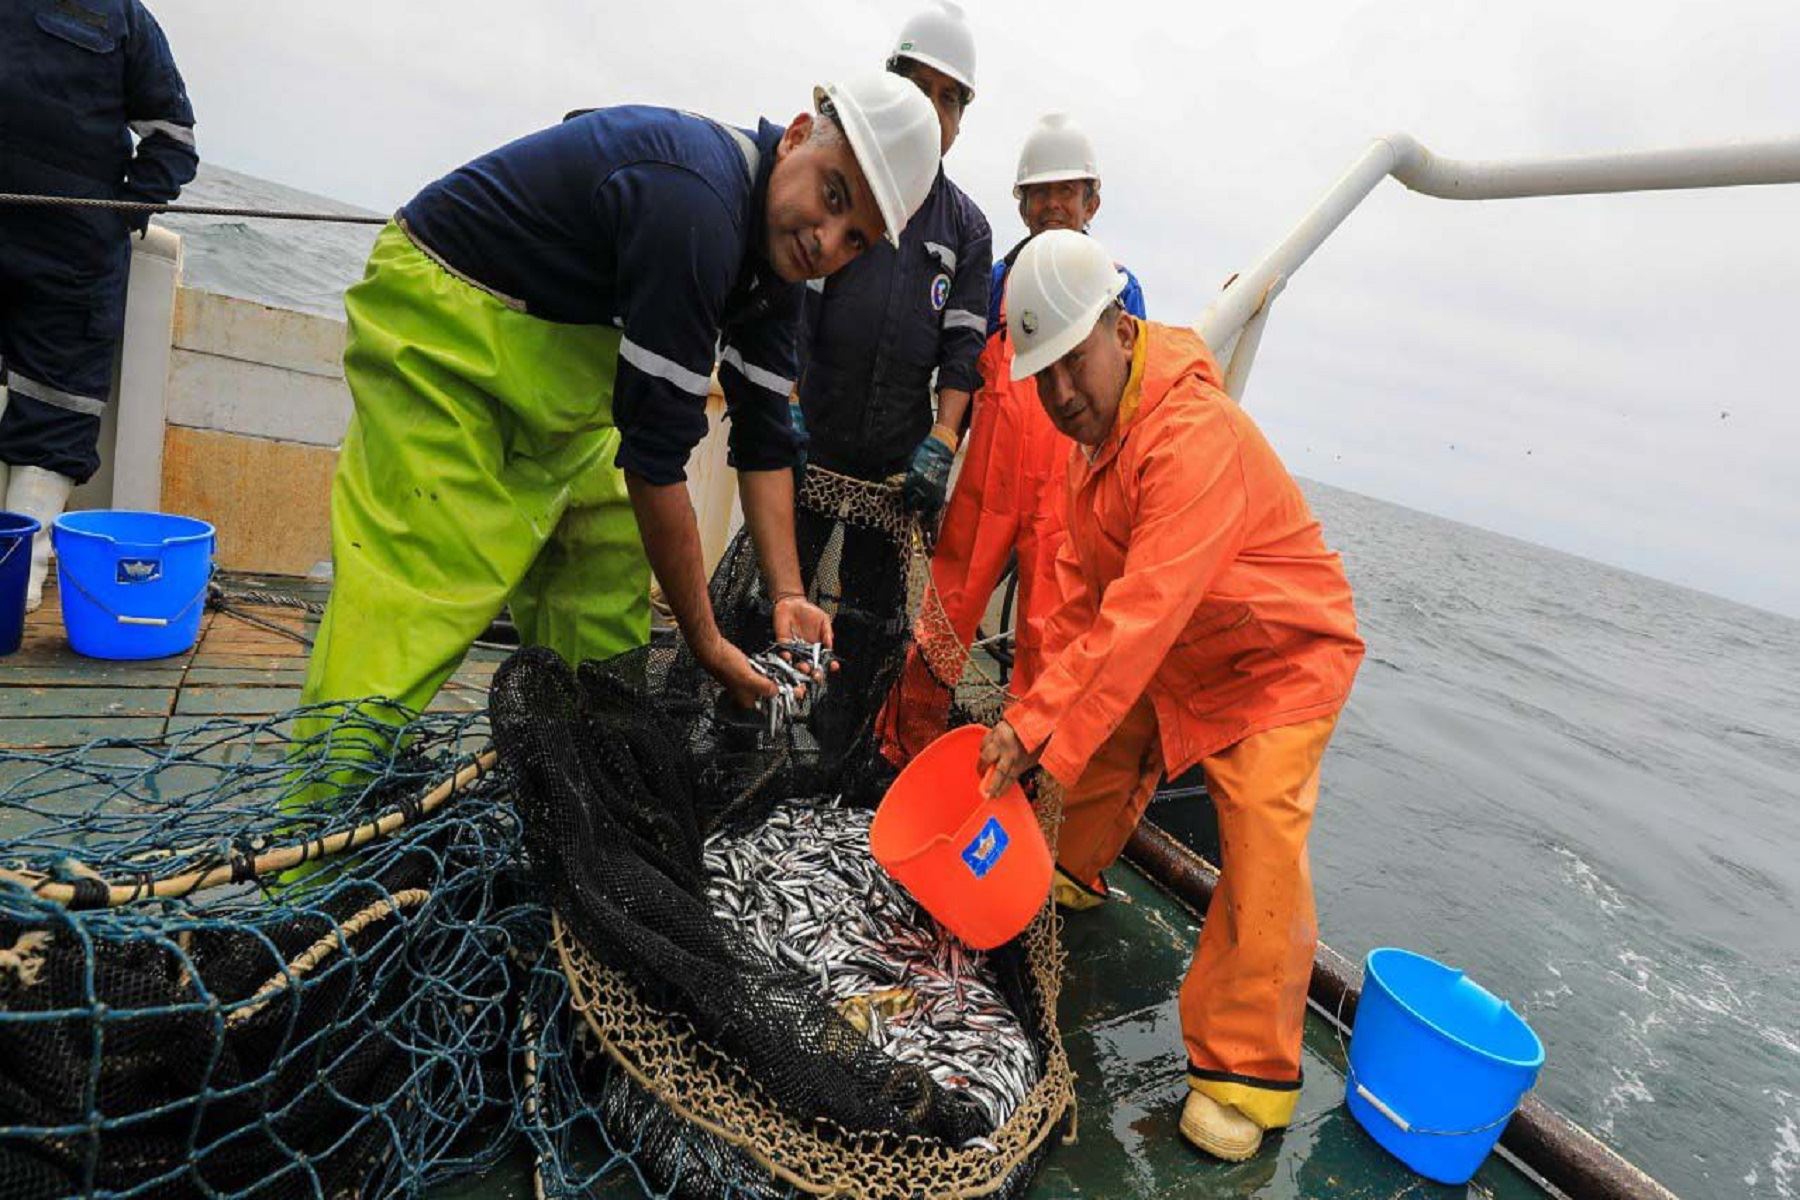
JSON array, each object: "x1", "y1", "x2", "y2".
[{"x1": 0, "y1": 706, "x2": 530, "y2": 1200}]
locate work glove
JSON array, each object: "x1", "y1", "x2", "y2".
[{"x1": 902, "y1": 425, "x2": 957, "y2": 516}]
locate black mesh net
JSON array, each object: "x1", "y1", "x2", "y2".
[{"x1": 495, "y1": 472, "x2": 1064, "y2": 1200}]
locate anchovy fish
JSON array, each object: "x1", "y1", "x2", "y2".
[{"x1": 703, "y1": 802, "x2": 1040, "y2": 1132}]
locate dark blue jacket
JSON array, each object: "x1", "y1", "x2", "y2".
[
  {"x1": 400, "y1": 106, "x2": 802, "y2": 486},
  {"x1": 0, "y1": 0, "x2": 196, "y2": 211},
  {"x1": 796, "y1": 169, "x2": 990, "y2": 480}
]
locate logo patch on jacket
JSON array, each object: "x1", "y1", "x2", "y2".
[{"x1": 930, "y1": 273, "x2": 951, "y2": 312}]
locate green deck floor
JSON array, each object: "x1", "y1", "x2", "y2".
[
  {"x1": 3, "y1": 576, "x2": 1551, "y2": 1198},
  {"x1": 435, "y1": 858, "x2": 1552, "y2": 1200}
]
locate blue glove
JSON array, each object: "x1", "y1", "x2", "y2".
[{"x1": 902, "y1": 428, "x2": 956, "y2": 515}]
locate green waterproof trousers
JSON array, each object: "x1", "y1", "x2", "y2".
[{"x1": 300, "y1": 222, "x2": 649, "y2": 723}]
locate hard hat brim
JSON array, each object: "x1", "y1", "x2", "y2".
[
  {"x1": 815, "y1": 83, "x2": 908, "y2": 248},
  {"x1": 1011, "y1": 167, "x2": 1100, "y2": 199},
  {"x1": 1008, "y1": 272, "x2": 1127, "y2": 381},
  {"x1": 889, "y1": 49, "x2": 975, "y2": 99}
]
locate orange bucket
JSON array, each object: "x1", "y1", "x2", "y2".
[{"x1": 870, "y1": 725, "x2": 1054, "y2": 950}]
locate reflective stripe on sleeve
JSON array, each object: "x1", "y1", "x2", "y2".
[
  {"x1": 618, "y1": 336, "x2": 712, "y2": 396},
  {"x1": 129, "y1": 120, "x2": 196, "y2": 148},
  {"x1": 719, "y1": 346, "x2": 794, "y2": 396}
]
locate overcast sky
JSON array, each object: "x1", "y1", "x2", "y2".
[{"x1": 152, "y1": 0, "x2": 1800, "y2": 617}]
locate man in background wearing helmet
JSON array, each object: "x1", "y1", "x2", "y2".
[
  {"x1": 791, "y1": 3, "x2": 991, "y2": 593},
  {"x1": 0, "y1": 0, "x2": 197, "y2": 613},
  {"x1": 878, "y1": 114, "x2": 1143, "y2": 816},
  {"x1": 299, "y1": 77, "x2": 941, "y2": 729},
  {"x1": 976, "y1": 231, "x2": 1364, "y2": 1165}
]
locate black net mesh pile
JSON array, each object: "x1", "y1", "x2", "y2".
[
  {"x1": 0, "y1": 709, "x2": 530, "y2": 1199},
  {"x1": 696, "y1": 470, "x2": 921, "y2": 806},
  {"x1": 497, "y1": 473, "x2": 1068, "y2": 1199}
]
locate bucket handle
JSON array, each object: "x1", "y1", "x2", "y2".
[
  {"x1": 61, "y1": 561, "x2": 215, "y2": 628},
  {"x1": 1335, "y1": 974, "x2": 1532, "y2": 1139},
  {"x1": 1345, "y1": 1063, "x2": 1522, "y2": 1138},
  {"x1": 0, "y1": 536, "x2": 25, "y2": 570}
]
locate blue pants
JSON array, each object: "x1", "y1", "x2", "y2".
[{"x1": 0, "y1": 202, "x2": 130, "y2": 485}]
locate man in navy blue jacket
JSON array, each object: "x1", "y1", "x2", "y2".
[
  {"x1": 0, "y1": 0, "x2": 197, "y2": 610},
  {"x1": 300, "y1": 77, "x2": 944, "y2": 730},
  {"x1": 786, "y1": 2, "x2": 990, "y2": 660}
]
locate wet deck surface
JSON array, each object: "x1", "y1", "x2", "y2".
[
  {"x1": 0, "y1": 575, "x2": 500, "y2": 750},
  {"x1": 4, "y1": 579, "x2": 1548, "y2": 1198},
  {"x1": 438, "y1": 859, "x2": 1552, "y2": 1200},
  {"x1": 1031, "y1": 866, "x2": 1547, "y2": 1199}
]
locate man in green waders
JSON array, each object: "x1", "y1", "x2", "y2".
[{"x1": 298, "y1": 75, "x2": 943, "y2": 740}]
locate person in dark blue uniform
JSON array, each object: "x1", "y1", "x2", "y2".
[
  {"x1": 0, "y1": 0, "x2": 197, "y2": 610},
  {"x1": 298, "y1": 77, "x2": 946, "y2": 731},
  {"x1": 790, "y1": 2, "x2": 991, "y2": 625}
]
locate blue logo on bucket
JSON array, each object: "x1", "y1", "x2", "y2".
[
  {"x1": 116, "y1": 558, "x2": 162, "y2": 585},
  {"x1": 961, "y1": 817, "x2": 1009, "y2": 878}
]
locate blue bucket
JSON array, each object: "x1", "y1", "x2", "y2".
[
  {"x1": 0, "y1": 511, "x2": 43, "y2": 656},
  {"x1": 1345, "y1": 947, "x2": 1545, "y2": 1185},
  {"x1": 51, "y1": 511, "x2": 215, "y2": 661}
]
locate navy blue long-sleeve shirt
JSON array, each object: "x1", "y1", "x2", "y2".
[{"x1": 399, "y1": 106, "x2": 803, "y2": 485}]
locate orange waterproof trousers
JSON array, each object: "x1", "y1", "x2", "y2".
[
  {"x1": 879, "y1": 376, "x2": 1067, "y2": 764},
  {"x1": 1059, "y1": 703, "x2": 1339, "y2": 1130}
]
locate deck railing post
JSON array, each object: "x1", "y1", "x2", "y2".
[{"x1": 109, "y1": 224, "x2": 183, "y2": 510}]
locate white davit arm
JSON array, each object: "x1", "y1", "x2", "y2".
[{"x1": 1198, "y1": 134, "x2": 1800, "y2": 392}]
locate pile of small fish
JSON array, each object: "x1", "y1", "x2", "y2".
[
  {"x1": 702, "y1": 802, "x2": 1040, "y2": 1131},
  {"x1": 739, "y1": 640, "x2": 836, "y2": 737}
]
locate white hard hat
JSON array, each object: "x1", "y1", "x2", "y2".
[
  {"x1": 1007, "y1": 230, "x2": 1127, "y2": 380},
  {"x1": 889, "y1": 1, "x2": 977, "y2": 99},
  {"x1": 814, "y1": 74, "x2": 943, "y2": 248},
  {"x1": 1013, "y1": 112, "x2": 1100, "y2": 198}
]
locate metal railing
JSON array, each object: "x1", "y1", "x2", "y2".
[{"x1": 1202, "y1": 134, "x2": 1800, "y2": 400}]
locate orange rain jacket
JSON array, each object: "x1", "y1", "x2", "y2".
[{"x1": 1005, "y1": 321, "x2": 1364, "y2": 786}]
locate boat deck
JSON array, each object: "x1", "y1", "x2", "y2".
[
  {"x1": 2, "y1": 576, "x2": 1553, "y2": 1199},
  {"x1": 0, "y1": 575, "x2": 500, "y2": 751}
]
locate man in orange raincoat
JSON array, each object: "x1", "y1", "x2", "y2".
[
  {"x1": 877, "y1": 113, "x2": 1143, "y2": 766},
  {"x1": 977, "y1": 230, "x2": 1365, "y2": 1162}
]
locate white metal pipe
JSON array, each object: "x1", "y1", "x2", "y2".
[
  {"x1": 1222, "y1": 275, "x2": 1286, "y2": 401},
  {"x1": 1195, "y1": 138, "x2": 1403, "y2": 351},
  {"x1": 1196, "y1": 134, "x2": 1800, "y2": 354},
  {"x1": 1392, "y1": 133, "x2": 1800, "y2": 200}
]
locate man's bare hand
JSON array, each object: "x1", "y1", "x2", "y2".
[
  {"x1": 699, "y1": 635, "x2": 778, "y2": 709},
  {"x1": 977, "y1": 720, "x2": 1041, "y2": 797},
  {"x1": 773, "y1": 595, "x2": 839, "y2": 679}
]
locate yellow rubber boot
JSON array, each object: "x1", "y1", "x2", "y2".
[
  {"x1": 1180, "y1": 1090, "x2": 1263, "y2": 1162},
  {"x1": 1051, "y1": 865, "x2": 1108, "y2": 912}
]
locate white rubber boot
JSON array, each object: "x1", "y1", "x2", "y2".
[{"x1": 4, "y1": 465, "x2": 76, "y2": 612}]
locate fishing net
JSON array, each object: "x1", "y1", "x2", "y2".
[
  {"x1": 0, "y1": 706, "x2": 527, "y2": 1200},
  {"x1": 498, "y1": 467, "x2": 1075, "y2": 1200},
  {"x1": 0, "y1": 468, "x2": 1069, "y2": 1200}
]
